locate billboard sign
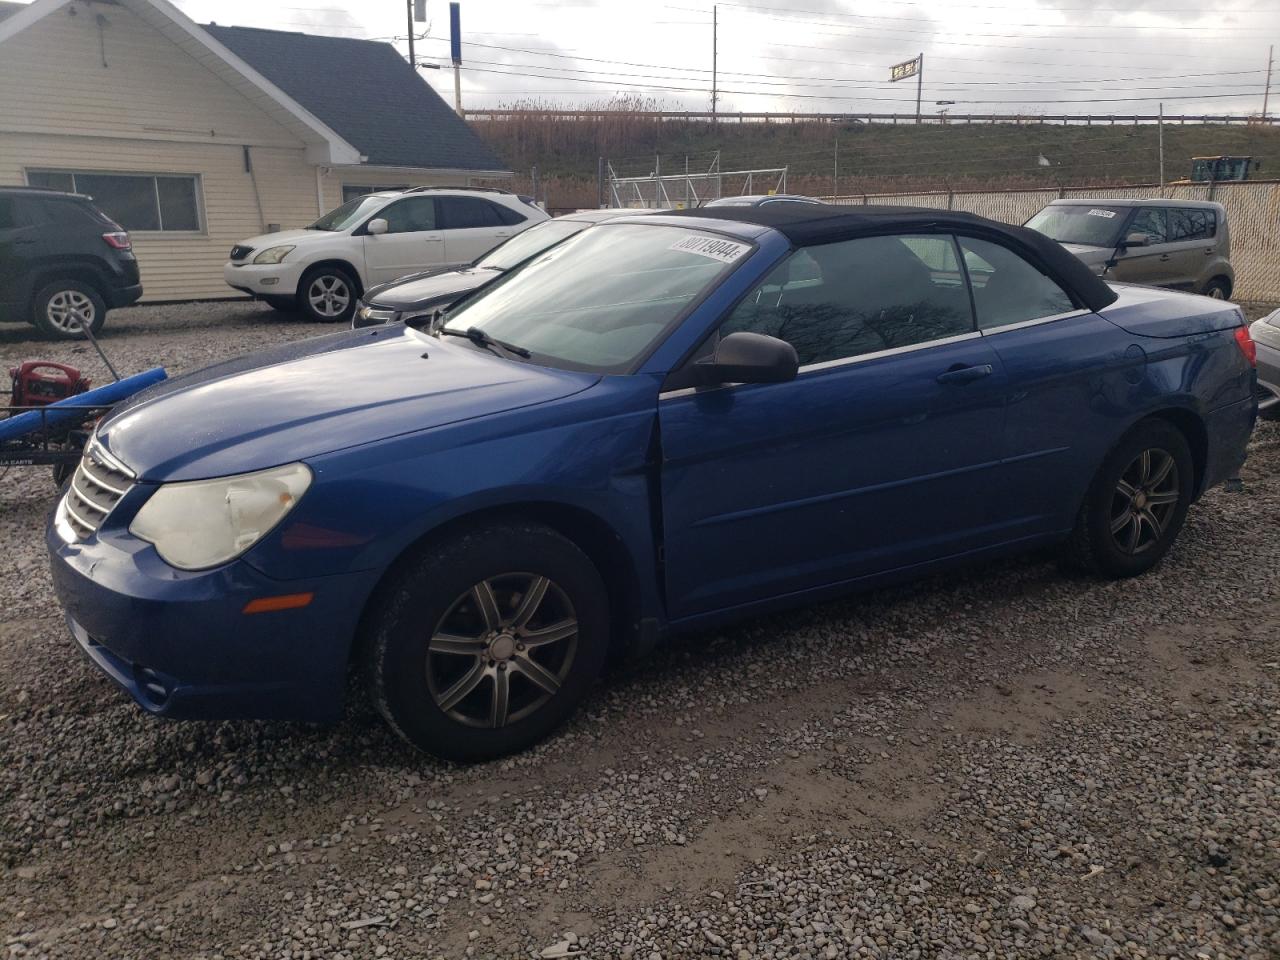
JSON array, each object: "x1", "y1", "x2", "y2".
[{"x1": 890, "y1": 56, "x2": 920, "y2": 82}]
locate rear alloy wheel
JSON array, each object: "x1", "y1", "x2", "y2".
[
  {"x1": 299, "y1": 266, "x2": 357, "y2": 323},
  {"x1": 1202, "y1": 278, "x2": 1231, "y2": 300},
  {"x1": 32, "y1": 281, "x2": 106, "y2": 340},
  {"x1": 365, "y1": 522, "x2": 610, "y2": 761},
  {"x1": 1061, "y1": 419, "x2": 1194, "y2": 579}
]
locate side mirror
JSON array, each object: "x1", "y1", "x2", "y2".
[
  {"x1": 367, "y1": 218, "x2": 388, "y2": 236},
  {"x1": 1120, "y1": 232, "x2": 1148, "y2": 249},
  {"x1": 694, "y1": 331, "x2": 798, "y2": 386}
]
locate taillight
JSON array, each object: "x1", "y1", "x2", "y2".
[
  {"x1": 1234, "y1": 325, "x2": 1257, "y2": 367},
  {"x1": 102, "y1": 231, "x2": 132, "y2": 251}
]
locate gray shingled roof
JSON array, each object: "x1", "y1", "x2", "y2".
[{"x1": 205, "y1": 24, "x2": 508, "y2": 173}]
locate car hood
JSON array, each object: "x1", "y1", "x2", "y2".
[
  {"x1": 96, "y1": 327, "x2": 599, "y2": 482},
  {"x1": 235, "y1": 228, "x2": 332, "y2": 251},
  {"x1": 1058, "y1": 243, "x2": 1113, "y2": 272},
  {"x1": 364, "y1": 266, "x2": 502, "y2": 311}
]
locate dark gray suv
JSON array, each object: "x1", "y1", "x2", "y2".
[
  {"x1": 1026, "y1": 198, "x2": 1233, "y2": 299},
  {"x1": 0, "y1": 187, "x2": 143, "y2": 339}
]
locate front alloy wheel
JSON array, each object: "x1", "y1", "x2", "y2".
[
  {"x1": 365, "y1": 522, "x2": 610, "y2": 761},
  {"x1": 298, "y1": 265, "x2": 358, "y2": 323},
  {"x1": 426, "y1": 574, "x2": 579, "y2": 729}
]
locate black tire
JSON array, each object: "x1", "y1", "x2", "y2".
[
  {"x1": 1061, "y1": 418, "x2": 1195, "y2": 579},
  {"x1": 1202, "y1": 277, "x2": 1231, "y2": 300},
  {"x1": 31, "y1": 280, "x2": 106, "y2": 340},
  {"x1": 364, "y1": 522, "x2": 610, "y2": 761},
  {"x1": 263, "y1": 296, "x2": 297, "y2": 313},
  {"x1": 297, "y1": 265, "x2": 358, "y2": 323}
]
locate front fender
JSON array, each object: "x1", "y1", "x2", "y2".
[{"x1": 242, "y1": 375, "x2": 665, "y2": 614}]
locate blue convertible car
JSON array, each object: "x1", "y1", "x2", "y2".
[{"x1": 48, "y1": 204, "x2": 1256, "y2": 760}]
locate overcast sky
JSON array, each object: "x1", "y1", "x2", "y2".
[{"x1": 162, "y1": 0, "x2": 1277, "y2": 118}]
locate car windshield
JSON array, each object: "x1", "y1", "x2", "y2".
[
  {"x1": 444, "y1": 223, "x2": 753, "y2": 373},
  {"x1": 309, "y1": 195, "x2": 386, "y2": 231},
  {"x1": 476, "y1": 219, "x2": 590, "y2": 271},
  {"x1": 1025, "y1": 205, "x2": 1127, "y2": 248}
]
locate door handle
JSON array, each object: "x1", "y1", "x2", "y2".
[
  {"x1": 13, "y1": 239, "x2": 35, "y2": 245},
  {"x1": 936, "y1": 363, "x2": 993, "y2": 385},
  {"x1": 1158, "y1": 254, "x2": 1171, "y2": 262}
]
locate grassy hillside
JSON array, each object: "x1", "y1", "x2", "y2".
[{"x1": 469, "y1": 112, "x2": 1280, "y2": 209}]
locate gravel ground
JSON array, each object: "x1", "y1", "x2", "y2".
[{"x1": 2, "y1": 301, "x2": 1280, "y2": 960}]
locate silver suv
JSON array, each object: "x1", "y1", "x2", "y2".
[{"x1": 1025, "y1": 198, "x2": 1233, "y2": 299}]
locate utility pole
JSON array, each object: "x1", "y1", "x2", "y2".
[
  {"x1": 1264, "y1": 44, "x2": 1274, "y2": 121},
  {"x1": 406, "y1": 0, "x2": 416, "y2": 69},
  {"x1": 450, "y1": 2, "x2": 463, "y2": 115},
  {"x1": 1158, "y1": 102, "x2": 1165, "y2": 196},
  {"x1": 832, "y1": 136, "x2": 839, "y2": 199},
  {"x1": 915, "y1": 52, "x2": 924, "y2": 125},
  {"x1": 711, "y1": 5, "x2": 721, "y2": 122}
]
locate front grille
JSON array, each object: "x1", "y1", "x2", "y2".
[
  {"x1": 229, "y1": 244, "x2": 253, "y2": 261},
  {"x1": 62, "y1": 441, "x2": 134, "y2": 540}
]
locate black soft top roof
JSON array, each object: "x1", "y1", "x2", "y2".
[{"x1": 666, "y1": 202, "x2": 1118, "y2": 312}]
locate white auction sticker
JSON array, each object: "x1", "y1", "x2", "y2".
[
  {"x1": 669, "y1": 234, "x2": 751, "y2": 263},
  {"x1": 1086, "y1": 208, "x2": 1117, "y2": 218}
]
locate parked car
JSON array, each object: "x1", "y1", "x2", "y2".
[
  {"x1": 703, "y1": 194, "x2": 823, "y2": 208},
  {"x1": 223, "y1": 186, "x2": 548, "y2": 324},
  {"x1": 352, "y1": 208, "x2": 661, "y2": 329},
  {"x1": 1249, "y1": 307, "x2": 1280, "y2": 421},
  {"x1": 0, "y1": 186, "x2": 142, "y2": 340},
  {"x1": 49, "y1": 205, "x2": 1256, "y2": 761},
  {"x1": 1025, "y1": 198, "x2": 1233, "y2": 299}
]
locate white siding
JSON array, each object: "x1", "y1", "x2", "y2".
[
  {"x1": 0, "y1": 3, "x2": 302, "y2": 149},
  {"x1": 0, "y1": 5, "x2": 506, "y2": 301}
]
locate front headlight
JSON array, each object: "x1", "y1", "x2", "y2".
[
  {"x1": 129, "y1": 463, "x2": 312, "y2": 570},
  {"x1": 253, "y1": 245, "x2": 295, "y2": 265}
]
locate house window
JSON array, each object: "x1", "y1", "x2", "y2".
[
  {"x1": 342, "y1": 184, "x2": 409, "y2": 204},
  {"x1": 25, "y1": 170, "x2": 203, "y2": 232}
]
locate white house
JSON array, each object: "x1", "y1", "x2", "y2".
[{"x1": 0, "y1": 0, "x2": 512, "y2": 300}]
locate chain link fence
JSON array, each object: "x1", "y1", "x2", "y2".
[{"x1": 829, "y1": 180, "x2": 1280, "y2": 302}]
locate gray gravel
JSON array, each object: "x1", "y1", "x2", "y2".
[{"x1": 2, "y1": 300, "x2": 1279, "y2": 959}]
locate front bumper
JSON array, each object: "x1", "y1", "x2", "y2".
[
  {"x1": 223, "y1": 260, "x2": 307, "y2": 298},
  {"x1": 47, "y1": 515, "x2": 381, "y2": 723}
]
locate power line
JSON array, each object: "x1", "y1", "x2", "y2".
[
  {"x1": 664, "y1": 0, "x2": 1271, "y2": 32},
  {"x1": 423, "y1": 37, "x2": 1267, "y2": 85},
  {"x1": 455, "y1": 64, "x2": 1266, "y2": 105},
  {"x1": 449, "y1": 55, "x2": 1265, "y2": 95}
]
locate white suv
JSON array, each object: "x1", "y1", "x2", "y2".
[{"x1": 224, "y1": 187, "x2": 548, "y2": 323}]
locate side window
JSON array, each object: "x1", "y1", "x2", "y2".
[
  {"x1": 959, "y1": 236, "x2": 1075, "y2": 331},
  {"x1": 1127, "y1": 207, "x2": 1167, "y2": 245},
  {"x1": 1167, "y1": 208, "x2": 1215, "y2": 242},
  {"x1": 439, "y1": 196, "x2": 503, "y2": 229},
  {"x1": 721, "y1": 234, "x2": 975, "y2": 368},
  {"x1": 492, "y1": 202, "x2": 527, "y2": 226},
  {"x1": 378, "y1": 197, "x2": 437, "y2": 233},
  {"x1": 0, "y1": 196, "x2": 20, "y2": 230}
]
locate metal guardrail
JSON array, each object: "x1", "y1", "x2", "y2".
[{"x1": 468, "y1": 110, "x2": 1280, "y2": 126}]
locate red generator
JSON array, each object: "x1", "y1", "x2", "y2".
[{"x1": 9, "y1": 362, "x2": 90, "y2": 408}]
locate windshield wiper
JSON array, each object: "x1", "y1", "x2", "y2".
[{"x1": 441, "y1": 325, "x2": 531, "y2": 359}]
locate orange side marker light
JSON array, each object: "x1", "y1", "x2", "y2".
[{"x1": 242, "y1": 592, "x2": 314, "y2": 615}]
